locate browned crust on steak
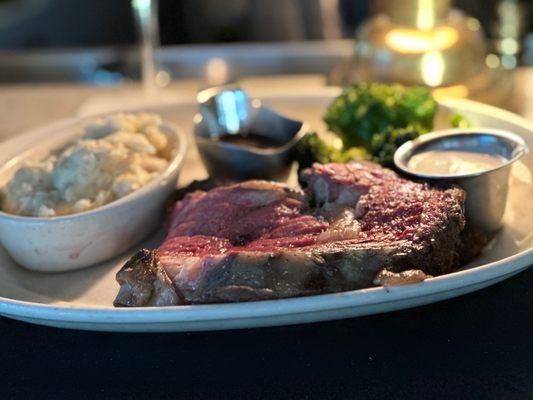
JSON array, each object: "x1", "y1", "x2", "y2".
[
  {"x1": 114, "y1": 249, "x2": 181, "y2": 307},
  {"x1": 113, "y1": 237, "x2": 458, "y2": 306},
  {"x1": 114, "y1": 246, "x2": 395, "y2": 305}
]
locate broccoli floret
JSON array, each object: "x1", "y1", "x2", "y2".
[
  {"x1": 449, "y1": 113, "x2": 471, "y2": 128},
  {"x1": 296, "y1": 132, "x2": 370, "y2": 170},
  {"x1": 371, "y1": 124, "x2": 425, "y2": 167},
  {"x1": 334, "y1": 146, "x2": 371, "y2": 163},
  {"x1": 323, "y1": 82, "x2": 438, "y2": 150},
  {"x1": 296, "y1": 132, "x2": 337, "y2": 165},
  {"x1": 297, "y1": 83, "x2": 439, "y2": 169}
]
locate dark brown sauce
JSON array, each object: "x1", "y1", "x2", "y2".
[{"x1": 219, "y1": 133, "x2": 284, "y2": 149}]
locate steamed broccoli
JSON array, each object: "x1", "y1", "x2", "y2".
[
  {"x1": 370, "y1": 124, "x2": 424, "y2": 167},
  {"x1": 295, "y1": 83, "x2": 439, "y2": 169},
  {"x1": 449, "y1": 113, "x2": 471, "y2": 128},
  {"x1": 296, "y1": 132, "x2": 370, "y2": 170},
  {"x1": 323, "y1": 82, "x2": 437, "y2": 152}
]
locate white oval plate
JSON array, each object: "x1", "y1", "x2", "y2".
[{"x1": 0, "y1": 90, "x2": 531, "y2": 332}]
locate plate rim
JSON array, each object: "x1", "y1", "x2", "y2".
[
  {"x1": 0, "y1": 246, "x2": 531, "y2": 323},
  {"x1": 0, "y1": 91, "x2": 531, "y2": 325}
]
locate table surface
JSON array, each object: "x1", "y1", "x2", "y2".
[{"x1": 0, "y1": 73, "x2": 532, "y2": 400}]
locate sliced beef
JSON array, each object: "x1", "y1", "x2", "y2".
[
  {"x1": 114, "y1": 162, "x2": 466, "y2": 307},
  {"x1": 300, "y1": 162, "x2": 466, "y2": 274},
  {"x1": 174, "y1": 177, "x2": 235, "y2": 202},
  {"x1": 115, "y1": 249, "x2": 180, "y2": 307}
]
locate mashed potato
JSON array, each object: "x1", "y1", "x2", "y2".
[{"x1": 2, "y1": 113, "x2": 172, "y2": 217}]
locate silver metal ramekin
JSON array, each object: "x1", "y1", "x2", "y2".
[
  {"x1": 394, "y1": 128, "x2": 528, "y2": 235},
  {"x1": 194, "y1": 86, "x2": 308, "y2": 181}
]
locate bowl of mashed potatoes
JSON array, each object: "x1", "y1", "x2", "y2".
[{"x1": 0, "y1": 112, "x2": 187, "y2": 272}]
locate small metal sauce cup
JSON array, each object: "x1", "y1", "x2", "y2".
[
  {"x1": 394, "y1": 128, "x2": 529, "y2": 235},
  {"x1": 194, "y1": 86, "x2": 308, "y2": 181}
]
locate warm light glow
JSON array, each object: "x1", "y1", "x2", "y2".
[
  {"x1": 485, "y1": 54, "x2": 500, "y2": 69},
  {"x1": 385, "y1": 27, "x2": 458, "y2": 54},
  {"x1": 466, "y1": 17, "x2": 481, "y2": 32},
  {"x1": 432, "y1": 85, "x2": 469, "y2": 100},
  {"x1": 500, "y1": 38, "x2": 519, "y2": 55},
  {"x1": 420, "y1": 51, "x2": 445, "y2": 87},
  {"x1": 417, "y1": 0, "x2": 435, "y2": 30}
]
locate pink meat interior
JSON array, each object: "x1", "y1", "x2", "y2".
[{"x1": 158, "y1": 162, "x2": 460, "y2": 261}]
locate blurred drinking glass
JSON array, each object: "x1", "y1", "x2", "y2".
[{"x1": 131, "y1": 0, "x2": 167, "y2": 99}]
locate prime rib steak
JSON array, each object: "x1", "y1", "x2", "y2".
[{"x1": 114, "y1": 161, "x2": 466, "y2": 307}]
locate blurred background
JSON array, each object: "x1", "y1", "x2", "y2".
[
  {"x1": 0, "y1": 0, "x2": 532, "y2": 114},
  {"x1": 0, "y1": 0, "x2": 531, "y2": 52}
]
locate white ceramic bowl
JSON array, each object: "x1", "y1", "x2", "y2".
[{"x1": 0, "y1": 114, "x2": 187, "y2": 272}]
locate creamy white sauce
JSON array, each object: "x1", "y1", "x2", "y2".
[{"x1": 407, "y1": 150, "x2": 506, "y2": 175}]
